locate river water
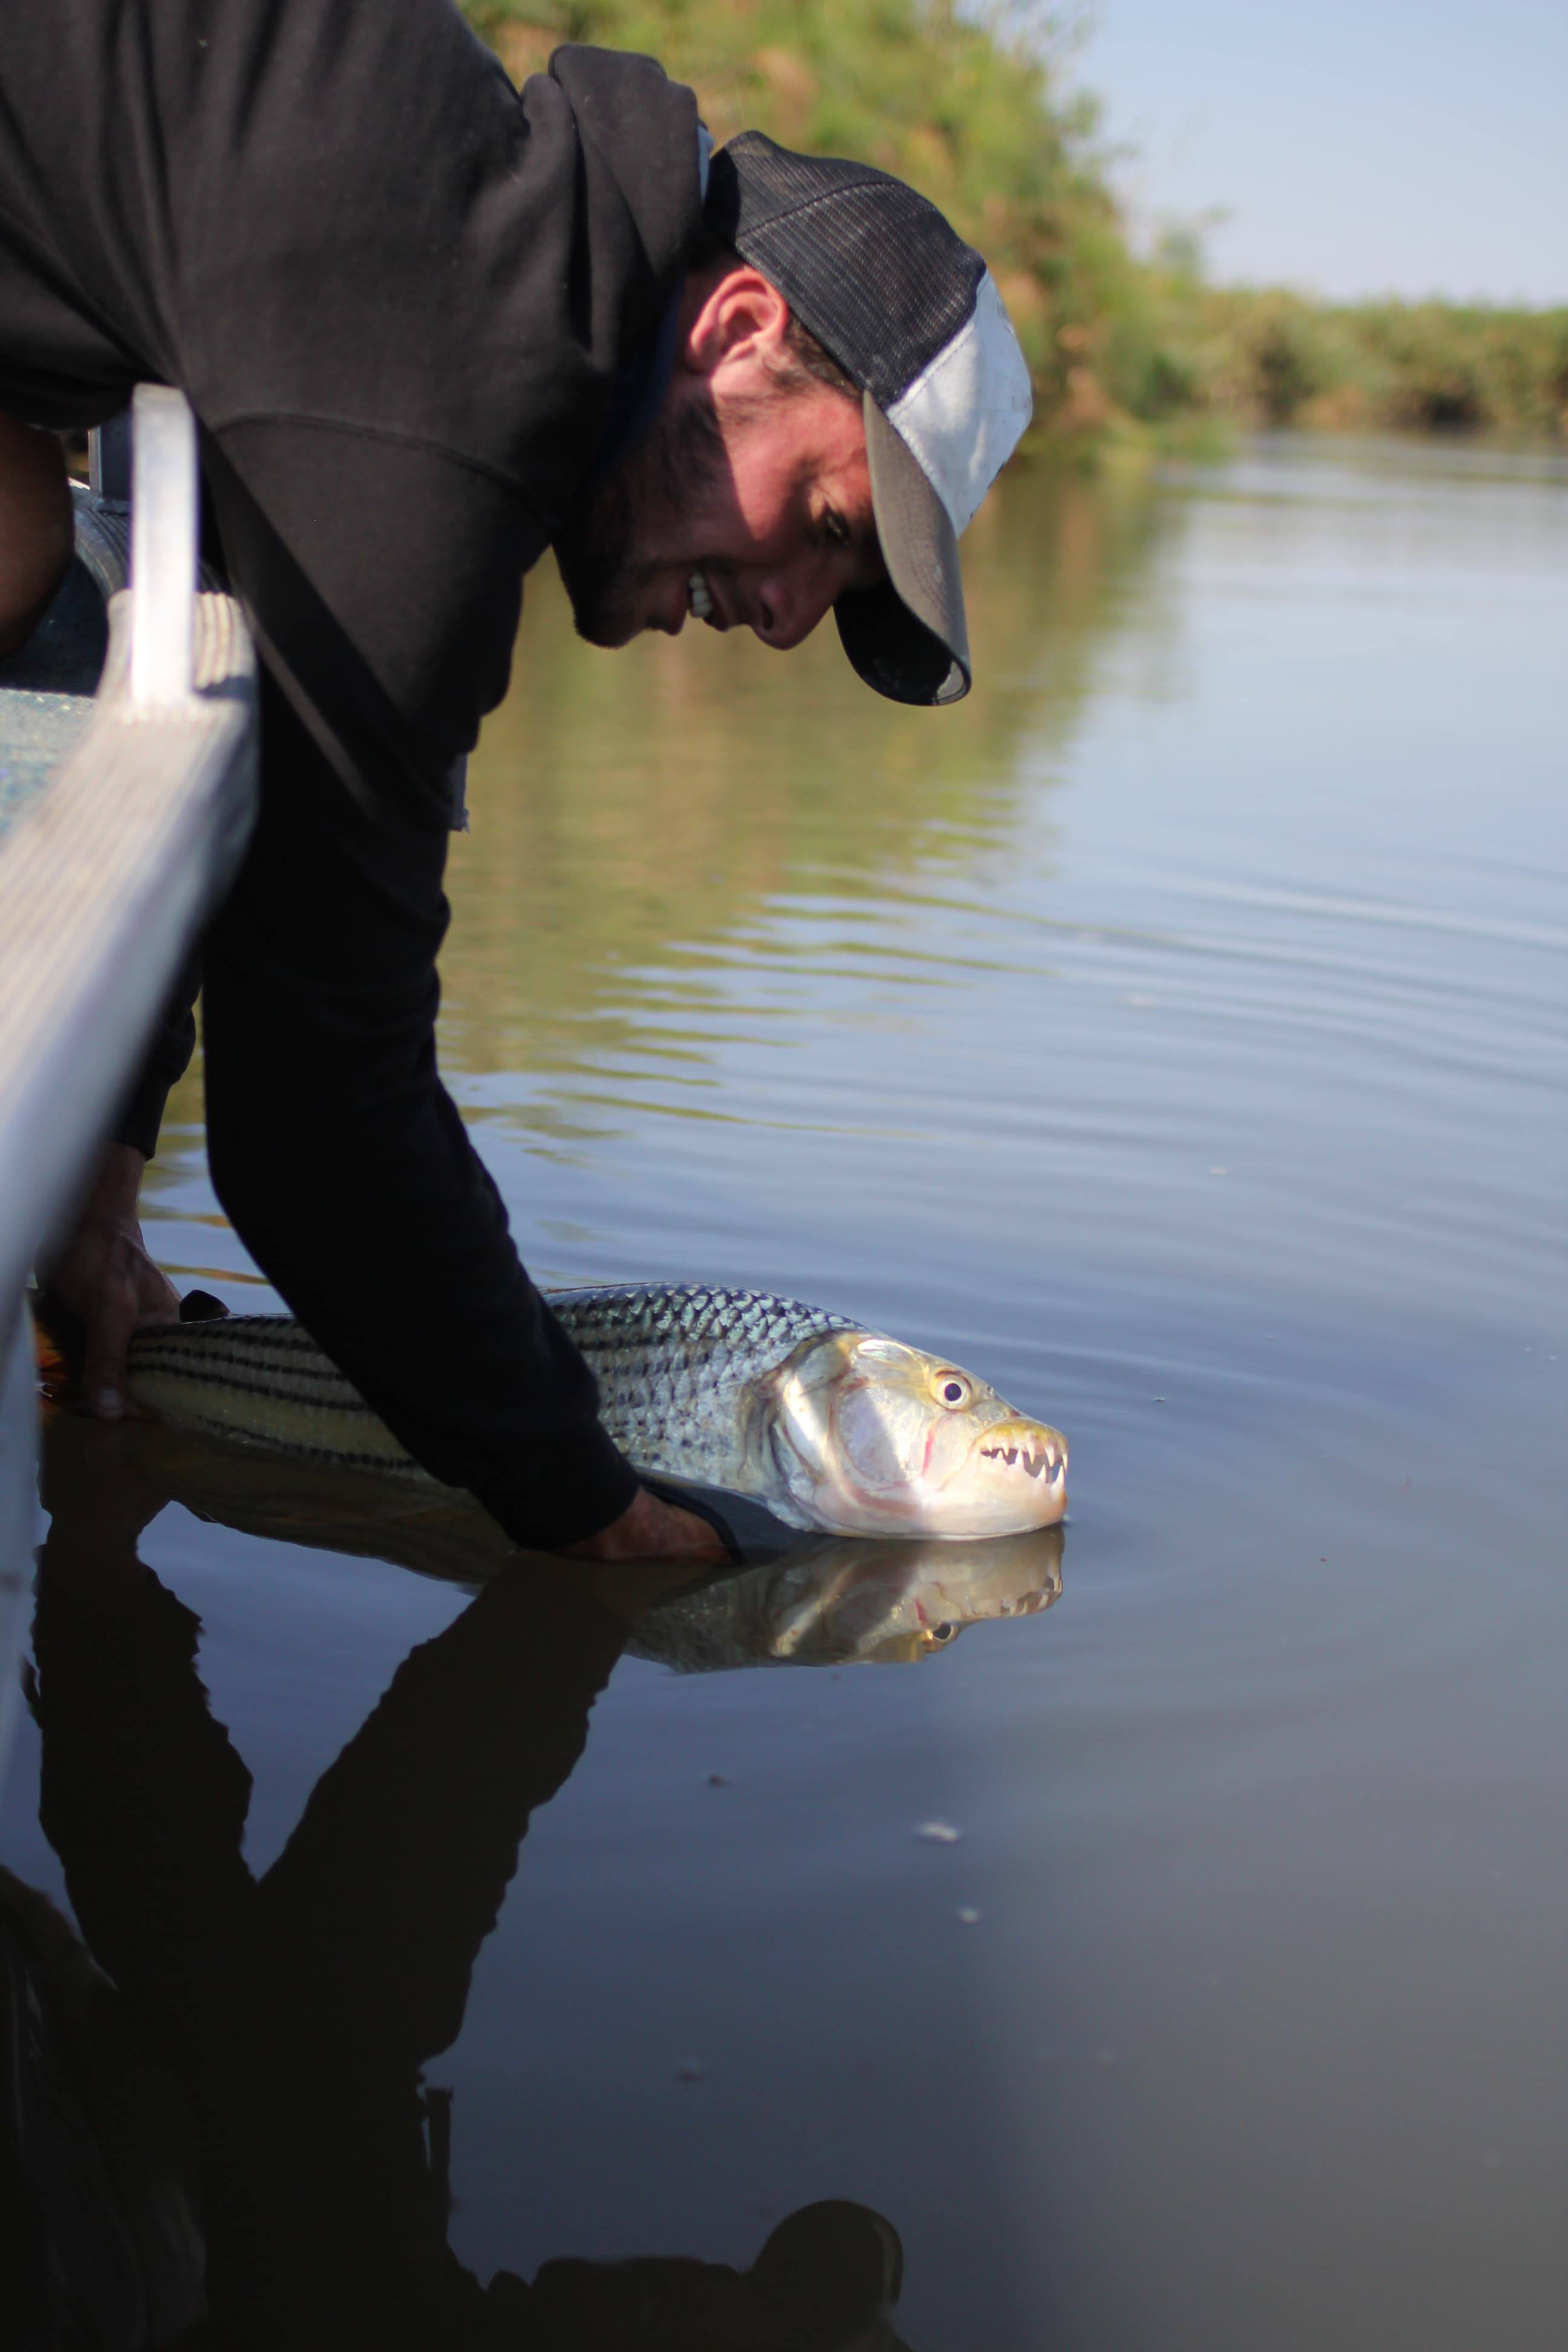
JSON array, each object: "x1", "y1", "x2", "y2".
[{"x1": 5, "y1": 434, "x2": 1564, "y2": 2347}]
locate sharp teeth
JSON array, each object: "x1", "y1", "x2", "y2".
[
  {"x1": 984, "y1": 1439, "x2": 1064, "y2": 1481},
  {"x1": 688, "y1": 570, "x2": 713, "y2": 620}
]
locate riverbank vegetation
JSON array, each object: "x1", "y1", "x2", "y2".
[{"x1": 466, "y1": 1, "x2": 1567, "y2": 454}]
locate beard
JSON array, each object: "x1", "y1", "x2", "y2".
[{"x1": 554, "y1": 391, "x2": 732, "y2": 647}]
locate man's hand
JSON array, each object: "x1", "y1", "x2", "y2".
[
  {"x1": 561, "y1": 1484, "x2": 730, "y2": 1565},
  {"x1": 40, "y1": 1142, "x2": 181, "y2": 1419}
]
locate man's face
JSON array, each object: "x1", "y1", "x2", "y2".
[{"x1": 555, "y1": 266, "x2": 885, "y2": 655}]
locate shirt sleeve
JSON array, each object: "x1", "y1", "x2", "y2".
[
  {"x1": 112, "y1": 945, "x2": 201, "y2": 1161},
  {"x1": 198, "y1": 421, "x2": 641, "y2": 1550}
]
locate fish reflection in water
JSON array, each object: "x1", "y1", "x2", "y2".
[
  {"x1": 96, "y1": 1409, "x2": 1066, "y2": 1674},
  {"x1": 7, "y1": 1411, "x2": 942, "y2": 2348},
  {"x1": 633, "y1": 1526, "x2": 1063, "y2": 1674}
]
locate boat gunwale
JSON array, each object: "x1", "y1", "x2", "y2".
[{"x1": 0, "y1": 393, "x2": 260, "y2": 1774}]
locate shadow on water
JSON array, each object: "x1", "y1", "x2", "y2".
[{"x1": 5, "y1": 1405, "x2": 1062, "y2": 2347}]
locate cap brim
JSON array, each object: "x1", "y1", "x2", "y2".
[{"x1": 835, "y1": 394, "x2": 971, "y2": 706}]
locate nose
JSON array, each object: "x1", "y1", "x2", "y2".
[{"x1": 752, "y1": 565, "x2": 836, "y2": 652}]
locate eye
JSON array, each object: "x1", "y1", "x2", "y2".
[
  {"x1": 929, "y1": 1621, "x2": 956, "y2": 1644},
  {"x1": 935, "y1": 1371, "x2": 972, "y2": 1410},
  {"x1": 819, "y1": 506, "x2": 851, "y2": 551}
]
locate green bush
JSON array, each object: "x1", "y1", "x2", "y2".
[
  {"x1": 466, "y1": 4, "x2": 1567, "y2": 446},
  {"x1": 1342, "y1": 301, "x2": 1568, "y2": 434}
]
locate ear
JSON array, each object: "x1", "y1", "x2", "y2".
[{"x1": 677, "y1": 265, "x2": 792, "y2": 382}]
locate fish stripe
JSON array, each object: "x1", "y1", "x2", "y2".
[
  {"x1": 122, "y1": 1281, "x2": 1067, "y2": 1537},
  {"x1": 124, "y1": 1282, "x2": 863, "y2": 1500}
]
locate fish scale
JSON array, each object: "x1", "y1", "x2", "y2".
[
  {"x1": 123, "y1": 1280, "x2": 1068, "y2": 1538},
  {"x1": 126, "y1": 1282, "x2": 861, "y2": 1491},
  {"x1": 541, "y1": 1284, "x2": 858, "y2": 1489}
]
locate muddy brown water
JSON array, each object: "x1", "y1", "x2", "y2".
[{"x1": 4, "y1": 435, "x2": 1564, "y2": 2348}]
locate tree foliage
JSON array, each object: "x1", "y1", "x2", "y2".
[{"x1": 465, "y1": 3, "x2": 1567, "y2": 446}]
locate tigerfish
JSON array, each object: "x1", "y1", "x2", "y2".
[{"x1": 125, "y1": 1282, "x2": 1068, "y2": 1540}]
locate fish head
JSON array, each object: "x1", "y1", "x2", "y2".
[
  {"x1": 767, "y1": 1525, "x2": 1066, "y2": 1661},
  {"x1": 757, "y1": 1331, "x2": 1068, "y2": 1538}
]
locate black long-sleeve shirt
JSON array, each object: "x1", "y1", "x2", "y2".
[{"x1": 0, "y1": 1, "x2": 704, "y2": 1545}]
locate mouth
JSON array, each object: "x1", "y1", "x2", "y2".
[
  {"x1": 976, "y1": 1425, "x2": 1068, "y2": 1491},
  {"x1": 688, "y1": 569, "x2": 716, "y2": 625}
]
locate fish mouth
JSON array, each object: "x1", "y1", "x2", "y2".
[
  {"x1": 758, "y1": 1336, "x2": 1071, "y2": 1538},
  {"x1": 971, "y1": 1419, "x2": 1068, "y2": 1525},
  {"x1": 976, "y1": 1429, "x2": 1065, "y2": 1482}
]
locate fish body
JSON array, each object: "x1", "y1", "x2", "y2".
[{"x1": 126, "y1": 1282, "x2": 1068, "y2": 1539}]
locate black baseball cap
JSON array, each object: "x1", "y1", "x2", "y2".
[{"x1": 704, "y1": 133, "x2": 1034, "y2": 706}]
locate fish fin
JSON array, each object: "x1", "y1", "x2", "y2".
[
  {"x1": 178, "y1": 1289, "x2": 230, "y2": 1322},
  {"x1": 28, "y1": 1289, "x2": 83, "y2": 1400}
]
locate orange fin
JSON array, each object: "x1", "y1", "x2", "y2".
[{"x1": 28, "y1": 1291, "x2": 82, "y2": 1404}]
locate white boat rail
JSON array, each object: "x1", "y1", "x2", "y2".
[{"x1": 0, "y1": 387, "x2": 258, "y2": 1776}]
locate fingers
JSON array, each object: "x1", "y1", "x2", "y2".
[
  {"x1": 652, "y1": 1502, "x2": 732, "y2": 1561},
  {"x1": 82, "y1": 1250, "x2": 142, "y2": 1420},
  {"x1": 633, "y1": 1480, "x2": 740, "y2": 1563},
  {"x1": 655, "y1": 1504, "x2": 732, "y2": 1561},
  {"x1": 561, "y1": 1488, "x2": 732, "y2": 1564},
  {"x1": 140, "y1": 1260, "x2": 183, "y2": 1323},
  {"x1": 39, "y1": 1142, "x2": 180, "y2": 1417}
]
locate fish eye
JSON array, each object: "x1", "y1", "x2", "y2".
[
  {"x1": 934, "y1": 1371, "x2": 972, "y2": 1409},
  {"x1": 929, "y1": 1622, "x2": 956, "y2": 1643}
]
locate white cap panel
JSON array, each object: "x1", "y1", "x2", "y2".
[{"x1": 884, "y1": 270, "x2": 1034, "y2": 538}]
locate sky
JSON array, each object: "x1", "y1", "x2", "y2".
[{"x1": 1065, "y1": 0, "x2": 1567, "y2": 304}]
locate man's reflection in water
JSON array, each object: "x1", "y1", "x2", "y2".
[{"x1": 12, "y1": 1416, "x2": 910, "y2": 2350}]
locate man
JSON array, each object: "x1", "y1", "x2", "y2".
[{"x1": 0, "y1": 0, "x2": 1032, "y2": 1562}]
